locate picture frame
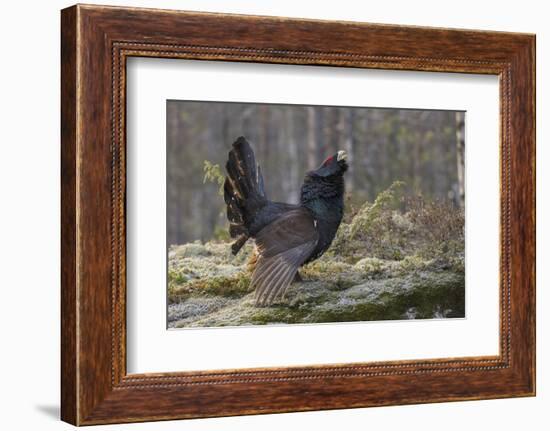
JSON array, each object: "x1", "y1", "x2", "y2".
[{"x1": 60, "y1": 4, "x2": 535, "y2": 425}]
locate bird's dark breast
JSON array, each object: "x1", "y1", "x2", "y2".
[
  {"x1": 299, "y1": 175, "x2": 345, "y2": 265},
  {"x1": 302, "y1": 197, "x2": 344, "y2": 264}
]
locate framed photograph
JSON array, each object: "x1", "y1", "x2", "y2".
[{"x1": 61, "y1": 4, "x2": 535, "y2": 425}]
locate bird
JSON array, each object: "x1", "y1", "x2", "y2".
[{"x1": 224, "y1": 136, "x2": 348, "y2": 306}]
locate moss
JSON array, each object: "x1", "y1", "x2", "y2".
[
  {"x1": 167, "y1": 183, "x2": 465, "y2": 328},
  {"x1": 354, "y1": 257, "x2": 385, "y2": 274},
  {"x1": 248, "y1": 306, "x2": 310, "y2": 325},
  {"x1": 348, "y1": 180, "x2": 405, "y2": 240},
  {"x1": 168, "y1": 269, "x2": 188, "y2": 285},
  {"x1": 169, "y1": 272, "x2": 252, "y2": 303},
  {"x1": 307, "y1": 301, "x2": 403, "y2": 323},
  {"x1": 300, "y1": 259, "x2": 351, "y2": 280},
  {"x1": 302, "y1": 271, "x2": 465, "y2": 323},
  {"x1": 395, "y1": 255, "x2": 430, "y2": 275},
  {"x1": 168, "y1": 269, "x2": 464, "y2": 327}
]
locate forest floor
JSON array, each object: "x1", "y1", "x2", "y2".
[{"x1": 167, "y1": 183, "x2": 465, "y2": 328}]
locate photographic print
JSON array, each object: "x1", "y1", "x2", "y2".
[
  {"x1": 167, "y1": 101, "x2": 465, "y2": 329},
  {"x1": 60, "y1": 6, "x2": 535, "y2": 423}
]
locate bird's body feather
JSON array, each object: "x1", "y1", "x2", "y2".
[{"x1": 251, "y1": 208, "x2": 318, "y2": 306}]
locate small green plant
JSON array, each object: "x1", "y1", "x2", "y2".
[
  {"x1": 349, "y1": 180, "x2": 405, "y2": 239},
  {"x1": 203, "y1": 160, "x2": 225, "y2": 195}
]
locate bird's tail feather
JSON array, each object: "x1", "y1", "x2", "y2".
[{"x1": 224, "y1": 137, "x2": 267, "y2": 254}]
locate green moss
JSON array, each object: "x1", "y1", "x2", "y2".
[
  {"x1": 304, "y1": 272, "x2": 465, "y2": 323},
  {"x1": 395, "y1": 255, "x2": 430, "y2": 274},
  {"x1": 355, "y1": 257, "x2": 385, "y2": 274},
  {"x1": 301, "y1": 259, "x2": 351, "y2": 279},
  {"x1": 307, "y1": 301, "x2": 403, "y2": 323},
  {"x1": 248, "y1": 306, "x2": 310, "y2": 325},
  {"x1": 349, "y1": 180, "x2": 405, "y2": 240},
  {"x1": 168, "y1": 272, "x2": 252, "y2": 303},
  {"x1": 168, "y1": 269, "x2": 187, "y2": 285}
]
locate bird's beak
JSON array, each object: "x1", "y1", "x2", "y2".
[{"x1": 337, "y1": 150, "x2": 347, "y2": 161}]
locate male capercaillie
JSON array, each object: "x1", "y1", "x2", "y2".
[{"x1": 224, "y1": 137, "x2": 348, "y2": 306}]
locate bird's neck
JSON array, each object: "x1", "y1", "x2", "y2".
[{"x1": 300, "y1": 176, "x2": 345, "y2": 222}]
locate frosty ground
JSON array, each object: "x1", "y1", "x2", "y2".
[{"x1": 167, "y1": 183, "x2": 465, "y2": 328}]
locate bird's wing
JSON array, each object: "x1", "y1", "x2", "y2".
[{"x1": 251, "y1": 208, "x2": 318, "y2": 306}]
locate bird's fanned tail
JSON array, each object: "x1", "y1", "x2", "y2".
[
  {"x1": 224, "y1": 136, "x2": 267, "y2": 255},
  {"x1": 252, "y1": 241, "x2": 316, "y2": 306}
]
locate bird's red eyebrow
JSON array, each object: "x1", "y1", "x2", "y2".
[{"x1": 322, "y1": 155, "x2": 334, "y2": 165}]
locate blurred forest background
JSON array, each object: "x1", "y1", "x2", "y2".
[{"x1": 167, "y1": 100, "x2": 465, "y2": 246}]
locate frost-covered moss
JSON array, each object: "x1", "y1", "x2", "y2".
[
  {"x1": 167, "y1": 183, "x2": 465, "y2": 328},
  {"x1": 169, "y1": 269, "x2": 464, "y2": 327}
]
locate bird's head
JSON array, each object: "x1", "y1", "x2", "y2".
[{"x1": 310, "y1": 150, "x2": 348, "y2": 178}]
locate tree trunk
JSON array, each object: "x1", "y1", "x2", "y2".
[
  {"x1": 455, "y1": 111, "x2": 465, "y2": 208},
  {"x1": 306, "y1": 107, "x2": 318, "y2": 170},
  {"x1": 285, "y1": 108, "x2": 299, "y2": 202}
]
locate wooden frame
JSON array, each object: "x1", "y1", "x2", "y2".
[{"x1": 61, "y1": 4, "x2": 535, "y2": 425}]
